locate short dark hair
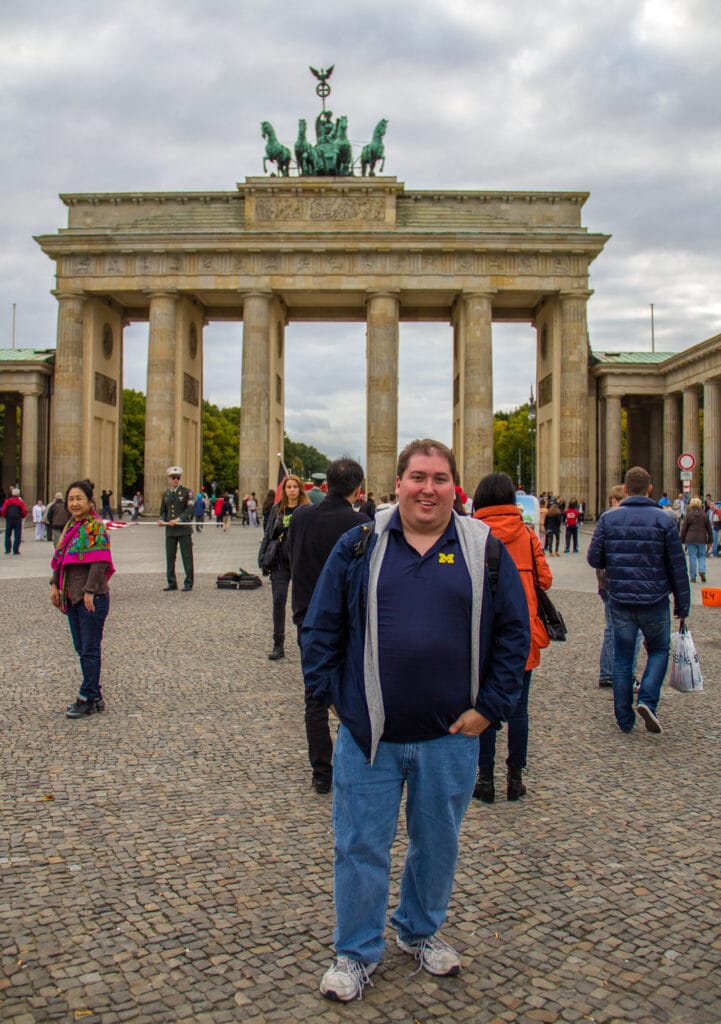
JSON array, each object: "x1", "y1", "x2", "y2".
[
  {"x1": 326, "y1": 458, "x2": 364, "y2": 498},
  {"x1": 65, "y1": 479, "x2": 95, "y2": 506},
  {"x1": 473, "y1": 472, "x2": 516, "y2": 510},
  {"x1": 625, "y1": 466, "x2": 651, "y2": 495},
  {"x1": 396, "y1": 439, "x2": 456, "y2": 481}
]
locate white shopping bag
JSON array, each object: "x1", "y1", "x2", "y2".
[{"x1": 669, "y1": 623, "x2": 704, "y2": 693}]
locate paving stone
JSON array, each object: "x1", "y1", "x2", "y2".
[{"x1": 1, "y1": 527, "x2": 721, "y2": 1022}]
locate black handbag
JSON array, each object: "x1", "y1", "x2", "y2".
[
  {"x1": 257, "y1": 506, "x2": 281, "y2": 574},
  {"x1": 529, "y1": 533, "x2": 567, "y2": 641}
]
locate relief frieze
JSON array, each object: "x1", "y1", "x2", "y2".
[
  {"x1": 94, "y1": 371, "x2": 117, "y2": 407},
  {"x1": 183, "y1": 372, "x2": 200, "y2": 407},
  {"x1": 253, "y1": 194, "x2": 385, "y2": 224}
]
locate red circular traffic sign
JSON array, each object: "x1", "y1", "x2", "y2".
[{"x1": 678, "y1": 452, "x2": 696, "y2": 471}]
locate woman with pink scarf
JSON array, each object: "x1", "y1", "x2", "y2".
[{"x1": 50, "y1": 479, "x2": 115, "y2": 719}]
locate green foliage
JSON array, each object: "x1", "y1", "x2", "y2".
[
  {"x1": 119, "y1": 389, "x2": 333, "y2": 494},
  {"x1": 122, "y1": 390, "x2": 145, "y2": 495},
  {"x1": 283, "y1": 433, "x2": 330, "y2": 479},
  {"x1": 202, "y1": 400, "x2": 240, "y2": 491},
  {"x1": 493, "y1": 404, "x2": 535, "y2": 491}
]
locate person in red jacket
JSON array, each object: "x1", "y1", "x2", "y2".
[
  {"x1": 563, "y1": 499, "x2": 580, "y2": 553},
  {"x1": 472, "y1": 472, "x2": 553, "y2": 802},
  {"x1": 1, "y1": 488, "x2": 28, "y2": 555}
]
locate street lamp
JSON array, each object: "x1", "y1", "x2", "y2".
[{"x1": 528, "y1": 385, "x2": 536, "y2": 495}]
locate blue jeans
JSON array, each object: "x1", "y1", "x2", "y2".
[
  {"x1": 608, "y1": 598, "x2": 670, "y2": 731},
  {"x1": 4, "y1": 521, "x2": 21, "y2": 554},
  {"x1": 564, "y1": 526, "x2": 578, "y2": 552},
  {"x1": 66, "y1": 594, "x2": 109, "y2": 702},
  {"x1": 686, "y1": 543, "x2": 706, "y2": 578},
  {"x1": 332, "y1": 725, "x2": 477, "y2": 964},
  {"x1": 599, "y1": 594, "x2": 643, "y2": 683},
  {"x1": 478, "y1": 668, "x2": 532, "y2": 770}
]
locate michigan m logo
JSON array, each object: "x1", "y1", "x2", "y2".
[{"x1": 438, "y1": 553, "x2": 455, "y2": 564}]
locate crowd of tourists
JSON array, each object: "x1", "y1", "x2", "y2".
[{"x1": 1, "y1": 451, "x2": 711, "y2": 1002}]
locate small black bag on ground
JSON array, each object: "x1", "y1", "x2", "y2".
[{"x1": 216, "y1": 568, "x2": 263, "y2": 590}]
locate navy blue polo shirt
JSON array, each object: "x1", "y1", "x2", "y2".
[{"x1": 377, "y1": 509, "x2": 473, "y2": 743}]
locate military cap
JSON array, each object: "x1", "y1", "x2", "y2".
[{"x1": 166, "y1": 466, "x2": 183, "y2": 477}]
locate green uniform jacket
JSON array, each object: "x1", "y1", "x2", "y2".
[{"x1": 159, "y1": 486, "x2": 195, "y2": 535}]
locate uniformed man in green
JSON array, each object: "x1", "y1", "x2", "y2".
[{"x1": 157, "y1": 466, "x2": 195, "y2": 591}]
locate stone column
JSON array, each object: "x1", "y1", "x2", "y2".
[
  {"x1": 2, "y1": 398, "x2": 18, "y2": 491},
  {"x1": 703, "y1": 379, "x2": 721, "y2": 500},
  {"x1": 20, "y1": 391, "x2": 41, "y2": 500},
  {"x1": 145, "y1": 292, "x2": 178, "y2": 514},
  {"x1": 559, "y1": 291, "x2": 591, "y2": 502},
  {"x1": 604, "y1": 394, "x2": 623, "y2": 496},
  {"x1": 682, "y1": 387, "x2": 701, "y2": 497},
  {"x1": 50, "y1": 292, "x2": 85, "y2": 495},
  {"x1": 239, "y1": 291, "x2": 273, "y2": 498},
  {"x1": 460, "y1": 291, "x2": 494, "y2": 490},
  {"x1": 366, "y1": 292, "x2": 399, "y2": 496},
  {"x1": 649, "y1": 402, "x2": 664, "y2": 496},
  {"x1": 663, "y1": 393, "x2": 681, "y2": 498}
]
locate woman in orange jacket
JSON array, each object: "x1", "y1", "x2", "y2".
[{"x1": 472, "y1": 473, "x2": 553, "y2": 802}]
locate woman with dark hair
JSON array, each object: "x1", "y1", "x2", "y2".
[
  {"x1": 472, "y1": 472, "x2": 553, "y2": 802},
  {"x1": 259, "y1": 474, "x2": 310, "y2": 660},
  {"x1": 544, "y1": 500, "x2": 562, "y2": 556},
  {"x1": 49, "y1": 480, "x2": 115, "y2": 719}
]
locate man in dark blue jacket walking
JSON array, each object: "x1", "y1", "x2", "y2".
[{"x1": 587, "y1": 465, "x2": 690, "y2": 735}]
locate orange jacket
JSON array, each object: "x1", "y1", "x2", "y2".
[{"x1": 474, "y1": 504, "x2": 553, "y2": 669}]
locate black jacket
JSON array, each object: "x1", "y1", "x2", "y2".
[{"x1": 288, "y1": 495, "x2": 369, "y2": 625}]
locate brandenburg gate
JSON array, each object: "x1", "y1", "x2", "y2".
[{"x1": 36, "y1": 176, "x2": 608, "y2": 512}]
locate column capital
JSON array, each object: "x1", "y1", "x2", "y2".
[
  {"x1": 52, "y1": 289, "x2": 85, "y2": 302},
  {"x1": 145, "y1": 289, "x2": 179, "y2": 300},
  {"x1": 240, "y1": 289, "x2": 273, "y2": 301},
  {"x1": 365, "y1": 289, "x2": 400, "y2": 303},
  {"x1": 559, "y1": 288, "x2": 593, "y2": 302}
]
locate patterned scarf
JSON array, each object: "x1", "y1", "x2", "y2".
[{"x1": 51, "y1": 512, "x2": 115, "y2": 612}]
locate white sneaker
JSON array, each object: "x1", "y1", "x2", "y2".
[
  {"x1": 396, "y1": 933, "x2": 461, "y2": 976},
  {"x1": 320, "y1": 956, "x2": 378, "y2": 1001},
  {"x1": 636, "y1": 703, "x2": 662, "y2": 734}
]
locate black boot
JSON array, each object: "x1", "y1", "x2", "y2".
[
  {"x1": 268, "y1": 634, "x2": 285, "y2": 661},
  {"x1": 507, "y1": 766, "x2": 527, "y2": 801},
  {"x1": 472, "y1": 769, "x2": 495, "y2": 803}
]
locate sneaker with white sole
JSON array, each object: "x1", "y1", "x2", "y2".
[
  {"x1": 396, "y1": 933, "x2": 461, "y2": 976},
  {"x1": 320, "y1": 956, "x2": 378, "y2": 1001},
  {"x1": 636, "y1": 703, "x2": 662, "y2": 734}
]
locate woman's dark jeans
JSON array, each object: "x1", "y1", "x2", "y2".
[
  {"x1": 270, "y1": 564, "x2": 291, "y2": 637},
  {"x1": 478, "y1": 668, "x2": 533, "y2": 771},
  {"x1": 66, "y1": 593, "x2": 109, "y2": 702}
]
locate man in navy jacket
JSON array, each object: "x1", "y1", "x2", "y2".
[
  {"x1": 587, "y1": 465, "x2": 690, "y2": 735},
  {"x1": 301, "y1": 439, "x2": 529, "y2": 1002}
]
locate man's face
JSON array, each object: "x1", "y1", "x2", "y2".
[
  {"x1": 396, "y1": 451, "x2": 455, "y2": 535},
  {"x1": 168, "y1": 474, "x2": 180, "y2": 487}
]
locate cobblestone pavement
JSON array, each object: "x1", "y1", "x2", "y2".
[{"x1": 2, "y1": 523, "x2": 720, "y2": 1023}]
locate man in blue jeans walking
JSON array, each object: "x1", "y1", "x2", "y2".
[
  {"x1": 587, "y1": 465, "x2": 690, "y2": 735},
  {"x1": 302, "y1": 439, "x2": 529, "y2": 1001}
]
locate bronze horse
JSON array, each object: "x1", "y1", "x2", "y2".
[
  {"x1": 361, "y1": 119, "x2": 388, "y2": 176},
  {"x1": 261, "y1": 121, "x2": 291, "y2": 177}
]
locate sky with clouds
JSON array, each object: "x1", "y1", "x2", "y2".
[{"x1": 2, "y1": 0, "x2": 721, "y2": 461}]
